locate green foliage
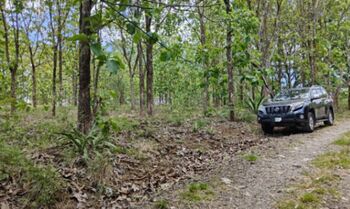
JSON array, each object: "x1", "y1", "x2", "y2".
[
  {"x1": 245, "y1": 95, "x2": 265, "y2": 114},
  {"x1": 0, "y1": 141, "x2": 63, "y2": 207},
  {"x1": 333, "y1": 132, "x2": 350, "y2": 146},
  {"x1": 235, "y1": 107, "x2": 256, "y2": 122},
  {"x1": 299, "y1": 193, "x2": 319, "y2": 203},
  {"x1": 68, "y1": 34, "x2": 89, "y2": 42},
  {"x1": 60, "y1": 128, "x2": 114, "y2": 159},
  {"x1": 110, "y1": 116, "x2": 139, "y2": 132},
  {"x1": 25, "y1": 165, "x2": 63, "y2": 208},
  {"x1": 312, "y1": 149, "x2": 350, "y2": 169},
  {"x1": 243, "y1": 153, "x2": 258, "y2": 162},
  {"x1": 154, "y1": 199, "x2": 169, "y2": 209},
  {"x1": 192, "y1": 118, "x2": 209, "y2": 132},
  {"x1": 59, "y1": 118, "x2": 118, "y2": 160}
]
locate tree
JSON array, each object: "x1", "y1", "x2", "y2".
[
  {"x1": 77, "y1": 0, "x2": 93, "y2": 133},
  {"x1": 223, "y1": 0, "x2": 235, "y2": 121},
  {"x1": 120, "y1": 29, "x2": 139, "y2": 111},
  {"x1": 145, "y1": 12, "x2": 154, "y2": 116},
  {"x1": 0, "y1": 0, "x2": 21, "y2": 113},
  {"x1": 22, "y1": 0, "x2": 46, "y2": 108},
  {"x1": 197, "y1": 0, "x2": 210, "y2": 113}
]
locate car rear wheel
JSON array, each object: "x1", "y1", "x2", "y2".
[
  {"x1": 305, "y1": 112, "x2": 315, "y2": 132},
  {"x1": 262, "y1": 123, "x2": 274, "y2": 134},
  {"x1": 324, "y1": 109, "x2": 334, "y2": 126}
]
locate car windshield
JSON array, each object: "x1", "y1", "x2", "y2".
[{"x1": 273, "y1": 88, "x2": 310, "y2": 101}]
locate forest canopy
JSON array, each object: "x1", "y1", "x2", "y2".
[{"x1": 1, "y1": 0, "x2": 350, "y2": 129}]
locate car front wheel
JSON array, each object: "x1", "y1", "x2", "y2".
[
  {"x1": 305, "y1": 112, "x2": 315, "y2": 132},
  {"x1": 324, "y1": 109, "x2": 334, "y2": 126}
]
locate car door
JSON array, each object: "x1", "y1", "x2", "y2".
[
  {"x1": 311, "y1": 88, "x2": 323, "y2": 119},
  {"x1": 318, "y1": 88, "x2": 328, "y2": 118}
]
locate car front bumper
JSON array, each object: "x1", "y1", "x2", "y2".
[{"x1": 257, "y1": 112, "x2": 308, "y2": 127}]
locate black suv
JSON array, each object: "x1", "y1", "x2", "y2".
[{"x1": 257, "y1": 86, "x2": 334, "y2": 134}]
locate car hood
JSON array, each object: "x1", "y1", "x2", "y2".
[{"x1": 263, "y1": 99, "x2": 306, "y2": 106}]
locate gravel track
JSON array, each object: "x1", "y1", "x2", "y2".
[
  {"x1": 206, "y1": 120, "x2": 350, "y2": 209},
  {"x1": 159, "y1": 120, "x2": 350, "y2": 209}
]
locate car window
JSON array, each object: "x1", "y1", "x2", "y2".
[
  {"x1": 273, "y1": 88, "x2": 310, "y2": 101},
  {"x1": 311, "y1": 89, "x2": 319, "y2": 98},
  {"x1": 320, "y1": 88, "x2": 328, "y2": 97}
]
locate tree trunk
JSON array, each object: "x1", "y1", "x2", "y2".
[
  {"x1": 348, "y1": 83, "x2": 350, "y2": 110},
  {"x1": 93, "y1": 64, "x2": 100, "y2": 106},
  {"x1": 30, "y1": 60, "x2": 37, "y2": 108},
  {"x1": 0, "y1": 3, "x2": 15, "y2": 112},
  {"x1": 138, "y1": 42, "x2": 145, "y2": 115},
  {"x1": 197, "y1": 2, "x2": 209, "y2": 113},
  {"x1": 52, "y1": 45, "x2": 58, "y2": 116},
  {"x1": 72, "y1": 69, "x2": 78, "y2": 106},
  {"x1": 145, "y1": 15, "x2": 154, "y2": 116},
  {"x1": 130, "y1": 75, "x2": 135, "y2": 110},
  {"x1": 26, "y1": 43, "x2": 38, "y2": 108},
  {"x1": 224, "y1": 0, "x2": 235, "y2": 121},
  {"x1": 2, "y1": 6, "x2": 20, "y2": 113},
  {"x1": 78, "y1": 0, "x2": 93, "y2": 134},
  {"x1": 58, "y1": 1, "x2": 63, "y2": 106},
  {"x1": 10, "y1": 69, "x2": 17, "y2": 113}
]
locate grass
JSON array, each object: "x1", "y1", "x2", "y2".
[
  {"x1": 243, "y1": 153, "x2": 259, "y2": 162},
  {"x1": 333, "y1": 132, "x2": 350, "y2": 146},
  {"x1": 299, "y1": 192, "x2": 319, "y2": 203},
  {"x1": 0, "y1": 141, "x2": 64, "y2": 208},
  {"x1": 180, "y1": 182, "x2": 214, "y2": 202},
  {"x1": 154, "y1": 199, "x2": 169, "y2": 209},
  {"x1": 192, "y1": 118, "x2": 210, "y2": 132},
  {"x1": 312, "y1": 149, "x2": 350, "y2": 169},
  {"x1": 277, "y1": 131, "x2": 350, "y2": 209},
  {"x1": 277, "y1": 172, "x2": 339, "y2": 209}
]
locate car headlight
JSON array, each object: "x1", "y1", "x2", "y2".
[
  {"x1": 291, "y1": 102, "x2": 304, "y2": 111},
  {"x1": 258, "y1": 104, "x2": 266, "y2": 114}
]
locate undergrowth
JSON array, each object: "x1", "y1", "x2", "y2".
[{"x1": 0, "y1": 141, "x2": 63, "y2": 208}]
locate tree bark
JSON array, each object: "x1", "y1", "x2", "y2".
[
  {"x1": 57, "y1": 0, "x2": 63, "y2": 106},
  {"x1": 348, "y1": 83, "x2": 350, "y2": 110},
  {"x1": 10, "y1": 69, "x2": 17, "y2": 112},
  {"x1": 72, "y1": 69, "x2": 78, "y2": 106},
  {"x1": 29, "y1": 47, "x2": 37, "y2": 108},
  {"x1": 78, "y1": 0, "x2": 93, "y2": 134},
  {"x1": 224, "y1": 0, "x2": 235, "y2": 121},
  {"x1": 0, "y1": 3, "x2": 18, "y2": 113},
  {"x1": 52, "y1": 45, "x2": 58, "y2": 116},
  {"x1": 145, "y1": 14, "x2": 154, "y2": 116},
  {"x1": 197, "y1": 1, "x2": 209, "y2": 113},
  {"x1": 138, "y1": 42, "x2": 145, "y2": 115},
  {"x1": 48, "y1": 2, "x2": 58, "y2": 116}
]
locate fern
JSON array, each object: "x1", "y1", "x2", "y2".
[
  {"x1": 245, "y1": 95, "x2": 265, "y2": 114},
  {"x1": 59, "y1": 119, "x2": 117, "y2": 160}
]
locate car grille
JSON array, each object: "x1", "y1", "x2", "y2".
[{"x1": 265, "y1": 106, "x2": 291, "y2": 114}]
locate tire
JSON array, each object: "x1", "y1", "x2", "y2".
[
  {"x1": 305, "y1": 112, "x2": 315, "y2": 132},
  {"x1": 324, "y1": 109, "x2": 334, "y2": 126},
  {"x1": 262, "y1": 123, "x2": 274, "y2": 134}
]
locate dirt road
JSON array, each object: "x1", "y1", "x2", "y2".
[{"x1": 157, "y1": 120, "x2": 350, "y2": 209}]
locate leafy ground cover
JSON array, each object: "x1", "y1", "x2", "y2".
[{"x1": 0, "y1": 106, "x2": 262, "y2": 208}]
